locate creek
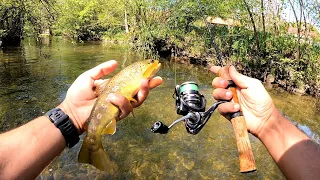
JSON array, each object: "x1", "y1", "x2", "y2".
[{"x1": 1, "y1": 37, "x2": 319, "y2": 179}]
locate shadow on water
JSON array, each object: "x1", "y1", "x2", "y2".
[{"x1": 1, "y1": 37, "x2": 319, "y2": 179}]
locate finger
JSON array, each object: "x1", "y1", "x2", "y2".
[
  {"x1": 108, "y1": 93, "x2": 133, "y2": 120},
  {"x1": 210, "y1": 66, "x2": 222, "y2": 74},
  {"x1": 94, "y1": 79, "x2": 108, "y2": 87},
  {"x1": 217, "y1": 102, "x2": 240, "y2": 116},
  {"x1": 148, "y1": 76, "x2": 163, "y2": 89},
  {"x1": 131, "y1": 79, "x2": 149, "y2": 108},
  {"x1": 229, "y1": 66, "x2": 253, "y2": 89},
  {"x1": 213, "y1": 88, "x2": 233, "y2": 101},
  {"x1": 84, "y1": 60, "x2": 118, "y2": 80},
  {"x1": 93, "y1": 79, "x2": 109, "y2": 97},
  {"x1": 212, "y1": 77, "x2": 229, "y2": 88}
]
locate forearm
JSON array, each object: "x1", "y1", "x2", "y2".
[
  {"x1": 0, "y1": 116, "x2": 66, "y2": 180},
  {"x1": 259, "y1": 109, "x2": 320, "y2": 179}
]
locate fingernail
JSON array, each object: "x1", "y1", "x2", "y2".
[
  {"x1": 119, "y1": 113, "x2": 124, "y2": 119},
  {"x1": 219, "y1": 79, "x2": 226, "y2": 85},
  {"x1": 226, "y1": 91, "x2": 232, "y2": 98},
  {"x1": 107, "y1": 93, "x2": 115, "y2": 101},
  {"x1": 234, "y1": 104, "x2": 240, "y2": 110}
]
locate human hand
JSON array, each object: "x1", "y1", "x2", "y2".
[
  {"x1": 210, "y1": 65, "x2": 278, "y2": 138},
  {"x1": 58, "y1": 60, "x2": 163, "y2": 134}
]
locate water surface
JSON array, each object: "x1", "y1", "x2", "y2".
[{"x1": 1, "y1": 37, "x2": 319, "y2": 179}]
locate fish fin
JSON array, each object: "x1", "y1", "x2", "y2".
[
  {"x1": 78, "y1": 139, "x2": 118, "y2": 173},
  {"x1": 127, "y1": 97, "x2": 137, "y2": 103},
  {"x1": 101, "y1": 118, "x2": 116, "y2": 135},
  {"x1": 131, "y1": 110, "x2": 135, "y2": 117}
]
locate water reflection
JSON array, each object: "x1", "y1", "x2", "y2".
[
  {"x1": 297, "y1": 123, "x2": 320, "y2": 144},
  {"x1": 1, "y1": 38, "x2": 319, "y2": 179}
]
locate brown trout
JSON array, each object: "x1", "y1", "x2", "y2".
[{"x1": 78, "y1": 59, "x2": 161, "y2": 172}]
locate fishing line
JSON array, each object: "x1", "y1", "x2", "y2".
[
  {"x1": 174, "y1": 44, "x2": 177, "y2": 86},
  {"x1": 195, "y1": 0, "x2": 223, "y2": 66},
  {"x1": 175, "y1": 0, "x2": 223, "y2": 85}
]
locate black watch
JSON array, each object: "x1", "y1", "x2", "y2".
[{"x1": 45, "y1": 108, "x2": 80, "y2": 148}]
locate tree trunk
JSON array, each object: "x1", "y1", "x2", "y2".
[
  {"x1": 124, "y1": 9, "x2": 129, "y2": 33},
  {"x1": 0, "y1": 6, "x2": 25, "y2": 47},
  {"x1": 261, "y1": 0, "x2": 266, "y2": 56},
  {"x1": 243, "y1": 0, "x2": 260, "y2": 52},
  {"x1": 288, "y1": 0, "x2": 301, "y2": 60}
]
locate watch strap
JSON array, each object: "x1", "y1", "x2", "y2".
[{"x1": 46, "y1": 108, "x2": 80, "y2": 148}]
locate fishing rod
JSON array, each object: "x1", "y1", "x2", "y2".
[
  {"x1": 195, "y1": 0, "x2": 256, "y2": 173},
  {"x1": 195, "y1": 0, "x2": 223, "y2": 67}
]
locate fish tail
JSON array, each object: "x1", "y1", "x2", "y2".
[{"x1": 78, "y1": 139, "x2": 117, "y2": 173}]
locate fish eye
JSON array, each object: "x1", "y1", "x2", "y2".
[{"x1": 151, "y1": 59, "x2": 154, "y2": 63}]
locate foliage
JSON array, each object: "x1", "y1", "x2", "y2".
[
  {"x1": 1, "y1": 0, "x2": 320, "y2": 95},
  {"x1": 52, "y1": 0, "x2": 106, "y2": 41}
]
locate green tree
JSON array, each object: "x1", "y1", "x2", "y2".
[{"x1": 0, "y1": 0, "x2": 55, "y2": 46}]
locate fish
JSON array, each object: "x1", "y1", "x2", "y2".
[{"x1": 78, "y1": 59, "x2": 161, "y2": 172}]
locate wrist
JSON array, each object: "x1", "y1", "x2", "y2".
[
  {"x1": 257, "y1": 107, "x2": 310, "y2": 162},
  {"x1": 256, "y1": 107, "x2": 282, "y2": 141},
  {"x1": 57, "y1": 101, "x2": 83, "y2": 134},
  {"x1": 45, "y1": 108, "x2": 80, "y2": 148}
]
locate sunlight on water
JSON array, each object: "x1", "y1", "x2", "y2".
[{"x1": 1, "y1": 37, "x2": 318, "y2": 179}]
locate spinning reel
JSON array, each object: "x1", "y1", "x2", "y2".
[{"x1": 151, "y1": 81, "x2": 229, "y2": 135}]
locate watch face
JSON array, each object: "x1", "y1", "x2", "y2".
[{"x1": 46, "y1": 108, "x2": 66, "y2": 125}]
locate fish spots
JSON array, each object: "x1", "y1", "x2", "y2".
[
  {"x1": 97, "y1": 113, "x2": 102, "y2": 119},
  {"x1": 101, "y1": 104, "x2": 107, "y2": 108},
  {"x1": 94, "y1": 117, "x2": 101, "y2": 126},
  {"x1": 90, "y1": 111, "x2": 95, "y2": 119},
  {"x1": 88, "y1": 121, "x2": 94, "y2": 129},
  {"x1": 112, "y1": 86, "x2": 119, "y2": 92},
  {"x1": 85, "y1": 135, "x2": 96, "y2": 144}
]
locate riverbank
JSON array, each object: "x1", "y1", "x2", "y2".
[
  {"x1": 101, "y1": 35, "x2": 320, "y2": 97},
  {"x1": 101, "y1": 30, "x2": 320, "y2": 97}
]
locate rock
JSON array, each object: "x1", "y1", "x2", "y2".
[
  {"x1": 266, "y1": 74, "x2": 275, "y2": 84},
  {"x1": 292, "y1": 87, "x2": 306, "y2": 96}
]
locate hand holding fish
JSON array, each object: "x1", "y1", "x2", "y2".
[
  {"x1": 74, "y1": 59, "x2": 161, "y2": 172},
  {"x1": 58, "y1": 60, "x2": 163, "y2": 134}
]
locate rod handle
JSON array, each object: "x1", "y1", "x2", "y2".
[{"x1": 218, "y1": 66, "x2": 256, "y2": 173}]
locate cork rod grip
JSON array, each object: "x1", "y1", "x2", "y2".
[{"x1": 218, "y1": 66, "x2": 256, "y2": 173}]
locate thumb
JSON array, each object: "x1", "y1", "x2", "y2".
[{"x1": 229, "y1": 66, "x2": 252, "y2": 89}]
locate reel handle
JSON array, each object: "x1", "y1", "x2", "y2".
[{"x1": 218, "y1": 66, "x2": 256, "y2": 173}]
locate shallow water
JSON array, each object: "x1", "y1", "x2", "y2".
[{"x1": 1, "y1": 37, "x2": 319, "y2": 179}]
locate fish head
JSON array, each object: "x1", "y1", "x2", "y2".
[{"x1": 138, "y1": 59, "x2": 161, "y2": 79}]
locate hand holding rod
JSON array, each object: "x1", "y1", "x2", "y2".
[{"x1": 218, "y1": 66, "x2": 256, "y2": 173}]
